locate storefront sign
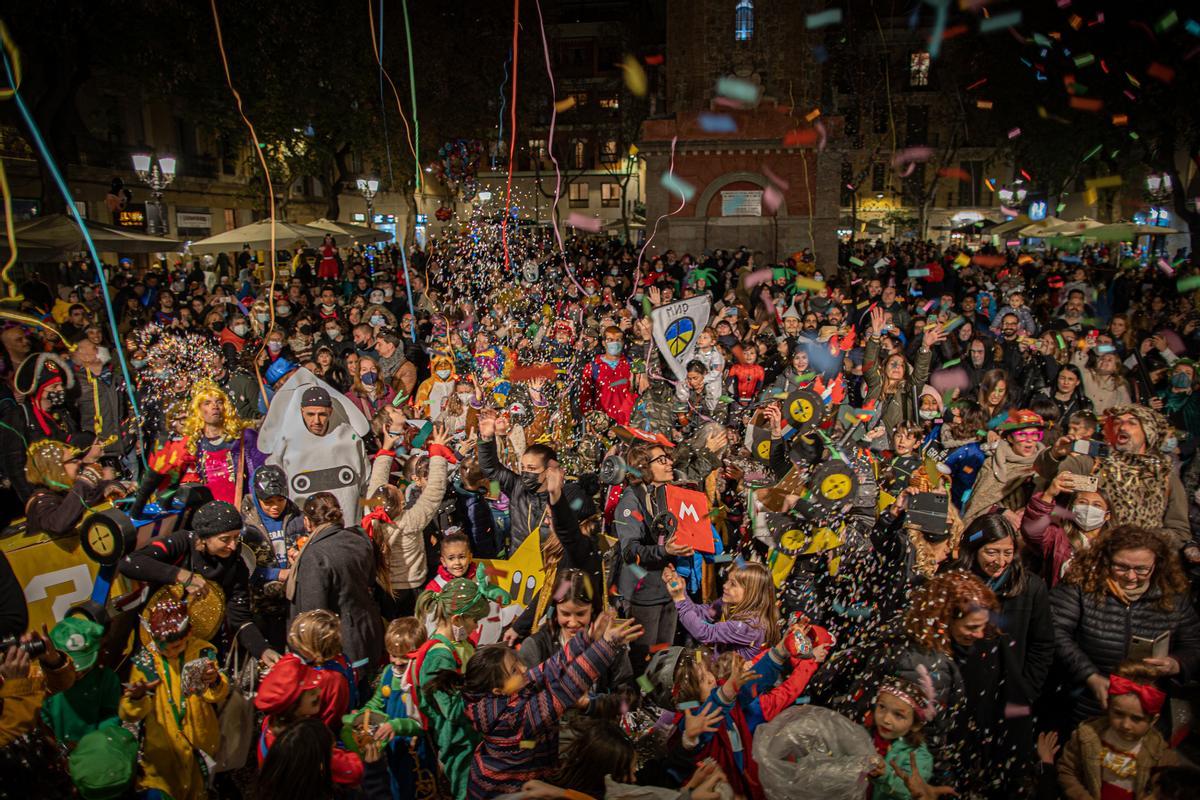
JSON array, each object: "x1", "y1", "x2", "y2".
[
  {"x1": 116, "y1": 203, "x2": 147, "y2": 230},
  {"x1": 176, "y1": 212, "x2": 212, "y2": 229},
  {"x1": 720, "y1": 190, "x2": 762, "y2": 217}
]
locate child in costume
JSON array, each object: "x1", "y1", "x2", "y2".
[
  {"x1": 119, "y1": 596, "x2": 229, "y2": 800},
  {"x1": 865, "y1": 676, "x2": 935, "y2": 800},
  {"x1": 40, "y1": 617, "x2": 121, "y2": 747},
  {"x1": 254, "y1": 657, "x2": 368, "y2": 788},
  {"x1": 410, "y1": 578, "x2": 493, "y2": 800},
  {"x1": 414, "y1": 354, "x2": 457, "y2": 419},
  {"x1": 422, "y1": 531, "x2": 510, "y2": 645},
  {"x1": 344, "y1": 617, "x2": 430, "y2": 800},
  {"x1": 1057, "y1": 663, "x2": 1179, "y2": 800},
  {"x1": 423, "y1": 610, "x2": 642, "y2": 800},
  {"x1": 277, "y1": 610, "x2": 357, "y2": 731}
]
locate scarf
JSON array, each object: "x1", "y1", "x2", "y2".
[
  {"x1": 1097, "y1": 451, "x2": 1171, "y2": 531},
  {"x1": 966, "y1": 441, "x2": 1040, "y2": 519},
  {"x1": 1105, "y1": 577, "x2": 1151, "y2": 606}
]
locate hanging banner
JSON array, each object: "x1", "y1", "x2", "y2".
[{"x1": 651, "y1": 296, "x2": 712, "y2": 384}]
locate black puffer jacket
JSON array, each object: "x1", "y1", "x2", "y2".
[{"x1": 1049, "y1": 581, "x2": 1200, "y2": 719}]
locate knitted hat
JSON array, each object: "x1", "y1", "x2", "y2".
[
  {"x1": 192, "y1": 500, "x2": 243, "y2": 538},
  {"x1": 50, "y1": 616, "x2": 105, "y2": 672},
  {"x1": 254, "y1": 657, "x2": 321, "y2": 715}
]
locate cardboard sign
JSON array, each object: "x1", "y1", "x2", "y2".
[{"x1": 664, "y1": 485, "x2": 715, "y2": 553}]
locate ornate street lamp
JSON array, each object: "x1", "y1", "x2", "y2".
[
  {"x1": 356, "y1": 176, "x2": 380, "y2": 228},
  {"x1": 131, "y1": 153, "x2": 177, "y2": 235}
]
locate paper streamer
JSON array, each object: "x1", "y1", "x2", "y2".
[
  {"x1": 661, "y1": 172, "x2": 696, "y2": 202},
  {"x1": 763, "y1": 185, "x2": 783, "y2": 213},
  {"x1": 698, "y1": 112, "x2": 737, "y2": 133},
  {"x1": 979, "y1": 10, "x2": 1022, "y2": 32},
  {"x1": 621, "y1": 54, "x2": 647, "y2": 96},
  {"x1": 565, "y1": 212, "x2": 602, "y2": 233},
  {"x1": 715, "y1": 75, "x2": 760, "y2": 105},
  {"x1": 805, "y1": 9, "x2": 843, "y2": 29},
  {"x1": 892, "y1": 146, "x2": 934, "y2": 177}
]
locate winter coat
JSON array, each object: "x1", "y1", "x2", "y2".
[
  {"x1": 288, "y1": 523, "x2": 385, "y2": 670},
  {"x1": 674, "y1": 596, "x2": 769, "y2": 660},
  {"x1": 989, "y1": 570, "x2": 1056, "y2": 703},
  {"x1": 71, "y1": 365, "x2": 127, "y2": 455},
  {"x1": 1073, "y1": 350, "x2": 1131, "y2": 415},
  {"x1": 1057, "y1": 717, "x2": 1178, "y2": 800},
  {"x1": 366, "y1": 452, "x2": 447, "y2": 591},
  {"x1": 477, "y1": 436, "x2": 593, "y2": 553},
  {"x1": 1020, "y1": 492, "x2": 1077, "y2": 587},
  {"x1": 862, "y1": 336, "x2": 933, "y2": 432},
  {"x1": 946, "y1": 441, "x2": 986, "y2": 510},
  {"x1": 517, "y1": 625, "x2": 633, "y2": 697},
  {"x1": 1049, "y1": 581, "x2": 1200, "y2": 720},
  {"x1": 871, "y1": 736, "x2": 933, "y2": 800}
]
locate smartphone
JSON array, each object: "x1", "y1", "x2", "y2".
[
  {"x1": 1071, "y1": 439, "x2": 1109, "y2": 458},
  {"x1": 1070, "y1": 474, "x2": 1099, "y2": 492}
]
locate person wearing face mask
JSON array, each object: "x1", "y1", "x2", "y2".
[
  {"x1": 1049, "y1": 524, "x2": 1200, "y2": 723},
  {"x1": 0, "y1": 353, "x2": 80, "y2": 503},
  {"x1": 69, "y1": 338, "x2": 129, "y2": 459},
  {"x1": 1021, "y1": 470, "x2": 1112, "y2": 587},
  {"x1": 346, "y1": 354, "x2": 395, "y2": 418},
  {"x1": 578, "y1": 326, "x2": 637, "y2": 425},
  {"x1": 218, "y1": 313, "x2": 251, "y2": 358},
  {"x1": 1153, "y1": 359, "x2": 1200, "y2": 455},
  {"x1": 414, "y1": 354, "x2": 457, "y2": 419},
  {"x1": 363, "y1": 302, "x2": 397, "y2": 333}
]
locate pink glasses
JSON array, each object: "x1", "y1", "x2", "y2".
[{"x1": 1010, "y1": 429, "x2": 1044, "y2": 442}]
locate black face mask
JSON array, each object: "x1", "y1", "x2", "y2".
[
  {"x1": 211, "y1": 320, "x2": 225, "y2": 332},
  {"x1": 299, "y1": 323, "x2": 314, "y2": 335},
  {"x1": 520, "y1": 472, "x2": 542, "y2": 493}
]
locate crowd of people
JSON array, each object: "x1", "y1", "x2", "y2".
[{"x1": 1, "y1": 223, "x2": 1199, "y2": 800}]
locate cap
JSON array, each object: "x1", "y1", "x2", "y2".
[
  {"x1": 255, "y1": 657, "x2": 321, "y2": 715},
  {"x1": 192, "y1": 500, "x2": 243, "y2": 538},
  {"x1": 50, "y1": 616, "x2": 105, "y2": 672},
  {"x1": 300, "y1": 386, "x2": 333, "y2": 408},
  {"x1": 69, "y1": 727, "x2": 139, "y2": 800},
  {"x1": 253, "y1": 465, "x2": 289, "y2": 501},
  {"x1": 264, "y1": 357, "x2": 297, "y2": 386}
]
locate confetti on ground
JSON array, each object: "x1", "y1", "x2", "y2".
[
  {"x1": 565, "y1": 212, "x2": 602, "y2": 232},
  {"x1": 805, "y1": 8, "x2": 843, "y2": 29},
  {"x1": 979, "y1": 10, "x2": 1022, "y2": 33},
  {"x1": 621, "y1": 54, "x2": 647, "y2": 96},
  {"x1": 697, "y1": 112, "x2": 737, "y2": 133},
  {"x1": 660, "y1": 172, "x2": 696, "y2": 202},
  {"x1": 715, "y1": 75, "x2": 761, "y2": 105}
]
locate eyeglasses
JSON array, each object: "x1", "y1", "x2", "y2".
[
  {"x1": 1010, "y1": 430, "x2": 1044, "y2": 442},
  {"x1": 1111, "y1": 562, "x2": 1154, "y2": 578},
  {"x1": 649, "y1": 454, "x2": 673, "y2": 466}
]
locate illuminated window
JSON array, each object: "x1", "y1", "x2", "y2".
[
  {"x1": 601, "y1": 140, "x2": 619, "y2": 163},
  {"x1": 569, "y1": 182, "x2": 589, "y2": 208},
  {"x1": 909, "y1": 52, "x2": 931, "y2": 87},
  {"x1": 572, "y1": 139, "x2": 588, "y2": 169},
  {"x1": 735, "y1": 1, "x2": 754, "y2": 42},
  {"x1": 599, "y1": 96, "x2": 620, "y2": 110},
  {"x1": 570, "y1": 92, "x2": 589, "y2": 108},
  {"x1": 601, "y1": 183, "x2": 621, "y2": 207}
]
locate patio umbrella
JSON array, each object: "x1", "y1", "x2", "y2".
[
  {"x1": 1074, "y1": 222, "x2": 1179, "y2": 241},
  {"x1": 1017, "y1": 218, "x2": 1072, "y2": 238},
  {"x1": 303, "y1": 218, "x2": 393, "y2": 244},
  {"x1": 186, "y1": 220, "x2": 329, "y2": 254},
  {"x1": 989, "y1": 215, "x2": 1032, "y2": 237},
  {"x1": 1, "y1": 214, "x2": 182, "y2": 260}
]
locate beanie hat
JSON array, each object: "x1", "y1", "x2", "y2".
[{"x1": 192, "y1": 500, "x2": 243, "y2": 538}]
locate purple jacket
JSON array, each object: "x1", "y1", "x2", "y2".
[{"x1": 675, "y1": 596, "x2": 767, "y2": 660}]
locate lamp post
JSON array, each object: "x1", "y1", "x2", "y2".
[
  {"x1": 131, "y1": 153, "x2": 177, "y2": 235},
  {"x1": 356, "y1": 176, "x2": 380, "y2": 228}
]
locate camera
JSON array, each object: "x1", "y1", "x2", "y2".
[{"x1": 0, "y1": 635, "x2": 48, "y2": 658}]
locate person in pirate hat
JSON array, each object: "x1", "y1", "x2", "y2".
[{"x1": 0, "y1": 353, "x2": 80, "y2": 502}]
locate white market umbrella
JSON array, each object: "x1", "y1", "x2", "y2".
[
  {"x1": 185, "y1": 220, "x2": 329, "y2": 254},
  {"x1": 1, "y1": 214, "x2": 182, "y2": 260},
  {"x1": 1016, "y1": 217, "x2": 1071, "y2": 238},
  {"x1": 990, "y1": 215, "x2": 1032, "y2": 237},
  {"x1": 1075, "y1": 221, "x2": 1179, "y2": 241},
  {"x1": 303, "y1": 217, "x2": 393, "y2": 245}
]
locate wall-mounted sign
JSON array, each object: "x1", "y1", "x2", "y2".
[
  {"x1": 351, "y1": 212, "x2": 366, "y2": 222},
  {"x1": 117, "y1": 204, "x2": 147, "y2": 230},
  {"x1": 176, "y1": 212, "x2": 212, "y2": 229},
  {"x1": 372, "y1": 213, "x2": 396, "y2": 224},
  {"x1": 720, "y1": 190, "x2": 762, "y2": 217}
]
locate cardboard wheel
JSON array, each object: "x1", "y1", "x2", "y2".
[
  {"x1": 810, "y1": 461, "x2": 858, "y2": 506},
  {"x1": 783, "y1": 389, "x2": 823, "y2": 435}
]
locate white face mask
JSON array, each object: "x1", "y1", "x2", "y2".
[
  {"x1": 457, "y1": 391, "x2": 473, "y2": 404},
  {"x1": 919, "y1": 409, "x2": 940, "y2": 420},
  {"x1": 232, "y1": 323, "x2": 248, "y2": 337},
  {"x1": 436, "y1": 368, "x2": 451, "y2": 380},
  {"x1": 370, "y1": 315, "x2": 385, "y2": 327},
  {"x1": 1071, "y1": 504, "x2": 1107, "y2": 531}
]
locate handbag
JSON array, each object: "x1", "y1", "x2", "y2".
[{"x1": 211, "y1": 623, "x2": 258, "y2": 773}]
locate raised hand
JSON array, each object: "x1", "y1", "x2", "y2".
[
  {"x1": 477, "y1": 408, "x2": 497, "y2": 439},
  {"x1": 661, "y1": 564, "x2": 686, "y2": 601},
  {"x1": 428, "y1": 423, "x2": 451, "y2": 448},
  {"x1": 869, "y1": 305, "x2": 885, "y2": 337}
]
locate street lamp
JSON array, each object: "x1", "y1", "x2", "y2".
[
  {"x1": 130, "y1": 152, "x2": 177, "y2": 235},
  {"x1": 356, "y1": 176, "x2": 380, "y2": 228},
  {"x1": 997, "y1": 186, "x2": 1027, "y2": 205},
  {"x1": 1146, "y1": 173, "x2": 1173, "y2": 202}
]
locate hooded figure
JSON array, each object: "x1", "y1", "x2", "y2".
[
  {"x1": 256, "y1": 367, "x2": 370, "y2": 523},
  {"x1": 414, "y1": 353, "x2": 456, "y2": 418}
]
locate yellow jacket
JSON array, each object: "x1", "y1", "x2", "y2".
[
  {"x1": 0, "y1": 658, "x2": 76, "y2": 746},
  {"x1": 119, "y1": 637, "x2": 229, "y2": 800}
]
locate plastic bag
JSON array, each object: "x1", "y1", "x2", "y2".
[{"x1": 752, "y1": 705, "x2": 876, "y2": 800}]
